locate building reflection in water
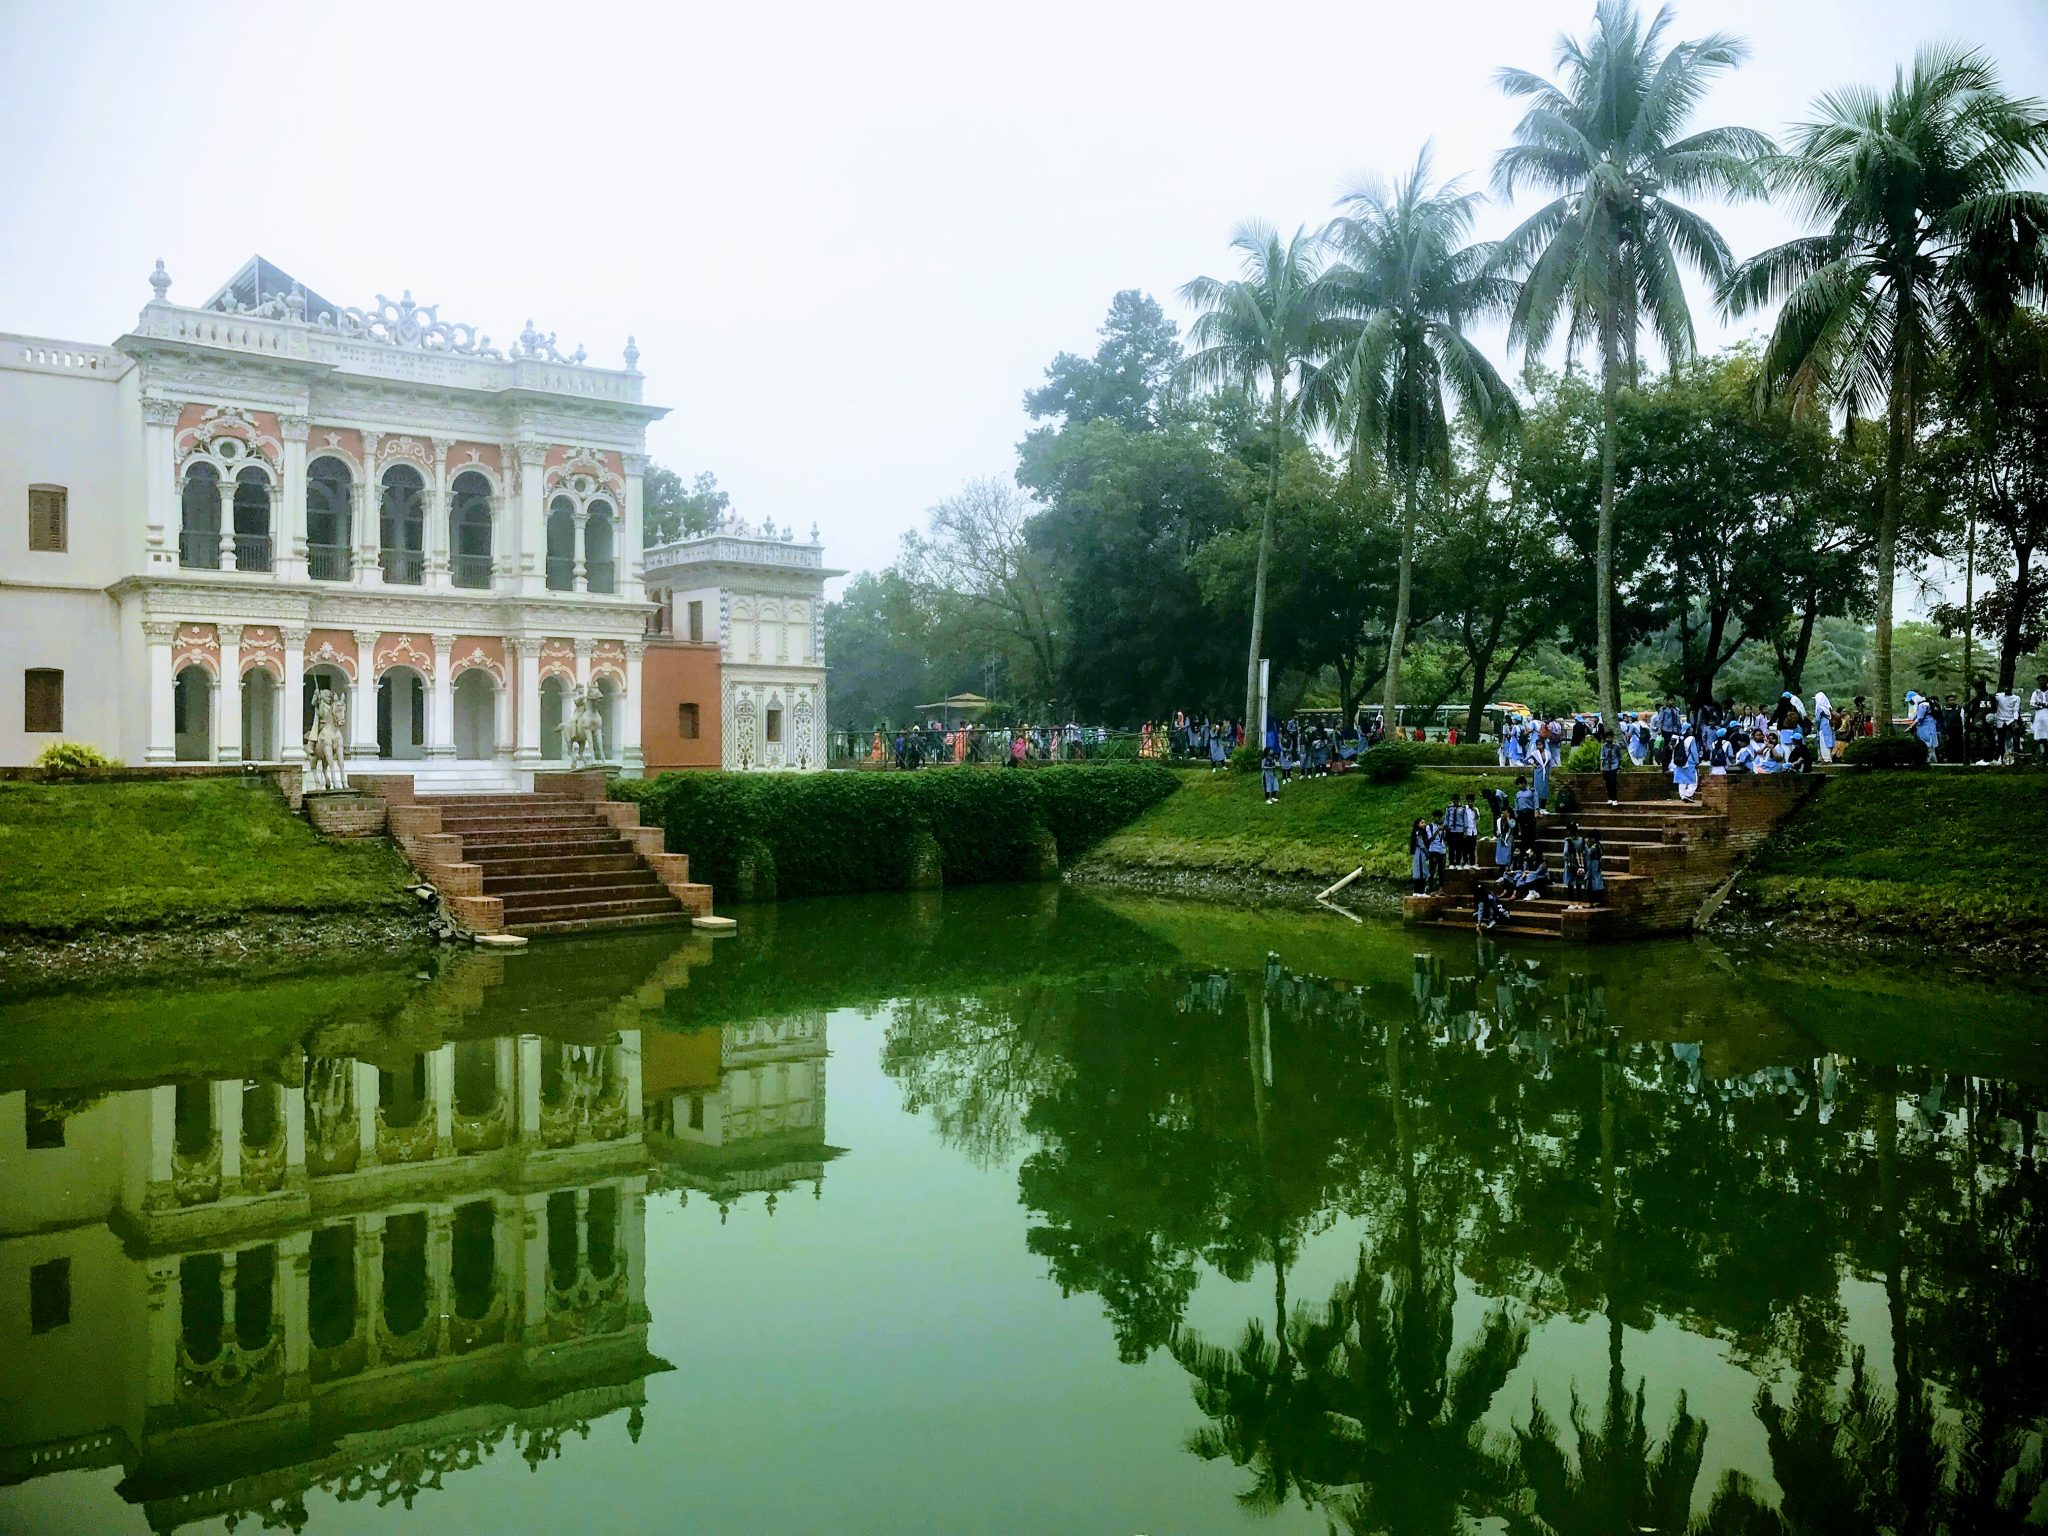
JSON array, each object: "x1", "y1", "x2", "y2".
[{"x1": 0, "y1": 944, "x2": 836, "y2": 1531}]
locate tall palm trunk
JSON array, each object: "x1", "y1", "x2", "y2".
[
  {"x1": 1382, "y1": 401, "x2": 1421, "y2": 717},
  {"x1": 1246, "y1": 364, "x2": 1286, "y2": 731},
  {"x1": 1596, "y1": 315, "x2": 1622, "y2": 733},
  {"x1": 1873, "y1": 378, "x2": 1907, "y2": 735}
]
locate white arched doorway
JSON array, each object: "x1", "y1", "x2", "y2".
[
  {"x1": 376, "y1": 667, "x2": 427, "y2": 761},
  {"x1": 174, "y1": 666, "x2": 213, "y2": 761},
  {"x1": 242, "y1": 669, "x2": 279, "y2": 762},
  {"x1": 452, "y1": 671, "x2": 497, "y2": 760},
  {"x1": 540, "y1": 675, "x2": 570, "y2": 761}
]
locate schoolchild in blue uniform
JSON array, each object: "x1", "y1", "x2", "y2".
[{"x1": 1262, "y1": 748, "x2": 1281, "y2": 804}]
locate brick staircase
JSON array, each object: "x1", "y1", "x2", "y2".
[
  {"x1": 1404, "y1": 771, "x2": 1817, "y2": 942},
  {"x1": 359, "y1": 770, "x2": 711, "y2": 937}
]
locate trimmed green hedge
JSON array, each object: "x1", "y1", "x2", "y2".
[
  {"x1": 1361, "y1": 742, "x2": 1419, "y2": 783},
  {"x1": 612, "y1": 765, "x2": 1180, "y2": 902},
  {"x1": 1402, "y1": 741, "x2": 1499, "y2": 765},
  {"x1": 1841, "y1": 735, "x2": 1928, "y2": 769}
]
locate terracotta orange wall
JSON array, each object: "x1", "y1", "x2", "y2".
[
  {"x1": 641, "y1": 1026, "x2": 723, "y2": 1099},
  {"x1": 641, "y1": 640, "x2": 722, "y2": 771}
]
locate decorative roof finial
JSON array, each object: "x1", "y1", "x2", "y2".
[
  {"x1": 809, "y1": 521, "x2": 820, "y2": 544},
  {"x1": 149, "y1": 259, "x2": 171, "y2": 301},
  {"x1": 623, "y1": 335, "x2": 640, "y2": 371}
]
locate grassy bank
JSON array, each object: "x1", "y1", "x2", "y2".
[
  {"x1": 1732, "y1": 770, "x2": 2048, "y2": 951},
  {"x1": 613, "y1": 764, "x2": 1180, "y2": 902},
  {"x1": 1076, "y1": 767, "x2": 1511, "y2": 891},
  {"x1": 0, "y1": 778, "x2": 415, "y2": 938}
]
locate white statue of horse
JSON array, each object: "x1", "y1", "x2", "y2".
[
  {"x1": 304, "y1": 689, "x2": 350, "y2": 791},
  {"x1": 566, "y1": 684, "x2": 606, "y2": 768}
]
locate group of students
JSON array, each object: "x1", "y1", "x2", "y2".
[
  {"x1": 1407, "y1": 781, "x2": 1608, "y2": 930},
  {"x1": 1911, "y1": 676, "x2": 2048, "y2": 763}
]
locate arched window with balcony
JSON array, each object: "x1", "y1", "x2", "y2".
[
  {"x1": 379, "y1": 466, "x2": 425, "y2": 585},
  {"x1": 449, "y1": 471, "x2": 494, "y2": 590},
  {"x1": 180, "y1": 462, "x2": 221, "y2": 569},
  {"x1": 545, "y1": 496, "x2": 577, "y2": 591},
  {"x1": 584, "y1": 499, "x2": 617, "y2": 593},
  {"x1": 232, "y1": 467, "x2": 273, "y2": 572},
  {"x1": 306, "y1": 457, "x2": 353, "y2": 581}
]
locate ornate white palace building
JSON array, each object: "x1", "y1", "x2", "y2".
[{"x1": 0, "y1": 258, "x2": 836, "y2": 785}]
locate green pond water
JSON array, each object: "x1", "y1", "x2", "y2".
[{"x1": 0, "y1": 888, "x2": 2042, "y2": 1535}]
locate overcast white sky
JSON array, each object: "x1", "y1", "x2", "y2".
[{"x1": 3, "y1": 0, "x2": 2043, "y2": 589}]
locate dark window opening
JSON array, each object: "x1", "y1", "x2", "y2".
[
  {"x1": 30, "y1": 1258, "x2": 70, "y2": 1334},
  {"x1": 24, "y1": 669, "x2": 62, "y2": 733}
]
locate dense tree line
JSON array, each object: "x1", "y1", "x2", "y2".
[{"x1": 825, "y1": 5, "x2": 2048, "y2": 735}]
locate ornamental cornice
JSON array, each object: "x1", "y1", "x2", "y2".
[
  {"x1": 140, "y1": 397, "x2": 182, "y2": 427},
  {"x1": 132, "y1": 354, "x2": 318, "y2": 409}
]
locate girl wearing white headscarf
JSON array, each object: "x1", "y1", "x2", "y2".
[{"x1": 1813, "y1": 691, "x2": 1836, "y2": 762}]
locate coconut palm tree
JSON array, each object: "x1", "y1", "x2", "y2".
[
  {"x1": 1722, "y1": 46, "x2": 2048, "y2": 733},
  {"x1": 1320, "y1": 147, "x2": 1519, "y2": 719},
  {"x1": 1181, "y1": 226, "x2": 1349, "y2": 729},
  {"x1": 1491, "y1": 0, "x2": 1767, "y2": 731}
]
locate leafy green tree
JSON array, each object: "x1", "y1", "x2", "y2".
[
  {"x1": 1724, "y1": 45, "x2": 2048, "y2": 729},
  {"x1": 1191, "y1": 450, "x2": 1398, "y2": 721},
  {"x1": 641, "y1": 464, "x2": 730, "y2": 545},
  {"x1": 1492, "y1": 0, "x2": 1768, "y2": 731},
  {"x1": 899, "y1": 477, "x2": 1063, "y2": 705},
  {"x1": 1180, "y1": 225, "x2": 1349, "y2": 727},
  {"x1": 1421, "y1": 434, "x2": 1572, "y2": 737},
  {"x1": 1022, "y1": 289, "x2": 1183, "y2": 432},
  {"x1": 1320, "y1": 146, "x2": 1518, "y2": 717},
  {"x1": 1924, "y1": 308, "x2": 2048, "y2": 691},
  {"x1": 820, "y1": 569, "x2": 970, "y2": 728},
  {"x1": 1020, "y1": 418, "x2": 1245, "y2": 720}
]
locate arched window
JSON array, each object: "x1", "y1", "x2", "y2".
[
  {"x1": 233, "y1": 468, "x2": 272, "y2": 572},
  {"x1": 449, "y1": 471, "x2": 493, "y2": 589},
  {"x1": 545, "y1": 497, "x2": 576, "y2": 591},
  {"x1": 379, "y1": 466, "x2": 425, "y2": 585},
  {"x1": 180, "y1": 462, "x2": 221, "y2": 569},
  {"x1": 584, "y1": 499, "x2": 616, "y2": 593},
  {"x1": 306, "y1": 457, "x2": 352, "y2": 580}
]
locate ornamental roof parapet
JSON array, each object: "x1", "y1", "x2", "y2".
[
  {"x1": 123, "y1": 299, "x2": 651, "y2": 408},
  {"x1": 645, "y1": 518, "x2": 843, "y2": 579}
]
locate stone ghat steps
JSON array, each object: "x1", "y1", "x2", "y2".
[
  {"x1": 1404, "y1": 774, "x2": 1818, "y2": 943},
  {"x1": 369, "y1": 779, "x2": 714, "y2": 937}
]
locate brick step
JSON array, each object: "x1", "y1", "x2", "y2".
[
  {"x1": 508, "y1": 910, "x2": 697, "y2": 937},
  {"x1": 438, "y1": 815, "x2": 609, "y2": 835},
  {"x1": 484, "y1": 869, "x2": 664, "y2": 896},
  {"x1": 1437, "y1": 904, "x2": 1567, "y2": 933},
  {"x1": 495, "y1": 877, "x2": 668, "y2": 908},
  {"x1": 418, "y1": 793, "x2": 585, "y2": 806},
  {"x1": 1423, "y1": 915, "x2": 1569, "y2": 939},
  {"x1": 461, "y1": 852, "x2": 647, "y2": 878},
  {"x1": 498, "y1": 894, "x2": 686, "y2": 925},
  {"x1": 454, "y1": 828, "x2": 628, "y2": 851}
]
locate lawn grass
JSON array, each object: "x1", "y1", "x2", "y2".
[
  {"x1": 0, "y1": 778, "x2": 414, "y2": 936},
  {"x1": 1079, "y1": 767, "x2": 1512, "y2": 886},
  {"x1": 1738, "y1": 769, "x2": 2048, "y2": 941}
]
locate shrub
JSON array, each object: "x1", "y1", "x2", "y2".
[
  {"x1": 1096, "y1": 734, "x2": 1142, "y2": 763},
  {"x1": 1229, "y1": 744, "x2": 1262, "y2": 775},
  {"x1": 34, "y1": 741, "x2": 120, "y2": 775},
  {"x1": 614, "y1": 764, "x2": 1179, "y2": 902},
  {"x1": 1563, "y1": 739, "x2": 1602, "y2": 774},
  {"x1": 1841, "y1": 735, "x2": 1928, "y2": 770},
  {"x1": 1403, "y1": 741, "x2": 1500, "y2": 766},
  {"x1": 1361, "y1": 742, "x2": 1418, "y2": 784}
]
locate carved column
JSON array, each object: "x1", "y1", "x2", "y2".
[
  {"x1": 142, "y1": 398, "x2": 180, "y2": 569},
  {"x1": 516, "y1": 1036, "x2": 543, "y2": 1139},
  {"x1": 215, "y1": 477, "x2": 237, "y2": 570},
  {"x1": 349, "y1": 631, "x2": 379, "y2": 760},
  {"x1": 361, "y1": 1219, "x2": 385, "y2": 1367},
  {"x1": 514, "y1": 641, "x2": 542, "y2": 766},
  {"x1": 431, "y1": 1043, "x2": 454, "y2": 1155},
  {"x1": 622, "y1": 453, "x2": 647, "y2": 603},
  {"x1": 278, "y1": 413, "x2": 310, "y2": 581},
  {"x1": 145, "y1": 1258, "x2": 181, "y2": 1411},
  {"x1": 428, "y1": 1207, "x2": 453, "y2": 1352},
  {"x1": 516, "y1": 443, "x2": 547, "y2": 595},
  {"x1": 217, "y1": 1080, "x2": 243, "y2": 1185},
  {"x1": 622, "y1": 641, "x2": 645, "y2": 774},
  {"x1": 425, "y1": 437, "x2": 452, "y2": 588},
  {"x1": 144, "y1": 620, "x2": 177, "y2": 762},
  {"x1": 280, "y1": 626, "x2": 307, "y2": 763},
  {"x1": 216, "y1": 625, "x2": 243, "y2": 763},
  {"x1": 356, "y1": 433, "x2": 383, "y2": 587},
  {"x1": 571, "y1": 509, "x2": 589, "y2": 593},
  {"x1": 429, "y1": 634, "x2": 456, "y2": 759},
  {"x1": 279, "y1": 1232, "x2": 311, "y2": 1379},
  {"x1": 355, "y1": 1061, "x2": 380, "y2": 1169},
  {"x1": 493, "y1": 650, "x2": 517, "y2": 765}
]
